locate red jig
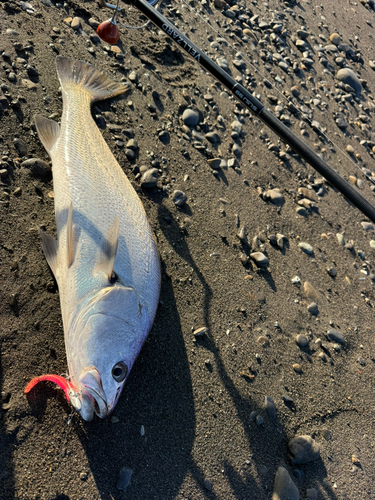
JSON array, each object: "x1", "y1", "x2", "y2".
[{"x1": 97, "y1": 20, "x2": 119, "y2": 45}]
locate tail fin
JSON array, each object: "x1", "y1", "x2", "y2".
[{"x1": 55, "y1": 56, "x2": 131, "y2": 102}]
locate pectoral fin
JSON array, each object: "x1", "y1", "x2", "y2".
[
  {"x1": 39, "y1": 228, "x2": 58, "y2": 278},
  {"x1": 34, "y1": 115, "x2": 60, "y2": 157},
  {"x1": 94, "y1": 216, "x2": 119, "y2": 281}
]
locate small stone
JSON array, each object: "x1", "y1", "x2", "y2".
[
  {"x1": 193, "y1": 327, "x2": 208, "y2": 338},
  {"x1": 201, "y1": 478, "x2": 212, "y2": 491},
  {"x1": 296, "y1": 334, "x2": 308, "y2": 348},
  {"x1": 306, "y1": 487, "x2": 318, "y2": 499},
  {"x1": 116, "y1": 467, "x2": 133, "y2": 491},
  {"x1": 324, "y1": 265, "x2": 337, "y2": 277},
  {"x1": 265, "y1": 396, "x2": 276, "y2": 419},
  {"x1": 370, "y1": 240, "x2": 375, "y2": 249},
  {"x1": 336, "y1": 68, "x2": 362, "y2": 95},
  {"x1": 336, "y1": 233, "x2": 345, "y2": 246},
  {"x1": 71, "y1": 17, "x2": 82, "y2": 30},
  {"x1": 256, "y1": 415, "x2": 264, "y2": 426},
  {"x1": 205, "y1": 132, "x2": 220, "y2": 144},
  {"x1": 293, "y1": 363, "x2": 302, "y2": 374},
  {"x1": 327, "y1": 329, "x2": 345, "y2": 344},
  {"x1": 21, "y1": 158, "x2": 51, "y2": 177},
  {"x1": 126, "y1": 138, "x2": 138, "y2": 150},
  {"x1": 298, "y1": 242, "x2": 314, "y2": 254},
  {"x1": 140, "y1": 168, "x2": 159, "y2": 188},
  {"x1": 182, "y1": 109, "x2": 199, "y2": 127},
  {"x1": 172, "y1": 190, "x2": 187, "y2": 207},
  {"x1": 346, "y1": 145, "x2": 355, "y2": 154},
  {"x1": 250, "y1": 252, "x2": 268, "y2": 267},
  {"x1": 88, "y1": 17, "x2": 100, "y2": 29},
  {"x1": 14, "y1": 138, "x2": 28, "y2": 157},
  {"x1": 361, "y1": 222, "x2": 374, "y2": 231},
  {"x1": 272, "y1": 466, "x2": 299, "y2": 500},
  {"x1": 307, "y1": 303, "x2": 318, "y2": 315},
  {"x1": 329, "y1": 33, "x2": 341, "y2": 45},
  {"x1": 288, "y1": 435, "x2": 320, "y2": 464},
  {"x1": 80, "y1": 472, "x2": 87, "y2": 480},
  {"x1": 257, "y1": 335, "x2": 269, "y2": 346},
  {"x1": 207, "y1": 158, "x2": 221, "y2": 170},
  {"x1": 6, "y1": 29, "x2": 19, "y2": 36},
  {"x1": 263, "y1": 188, "x2": 285, "y2": 205},
  {"x1": 111, "y1": 416, "x2": 120, "y2": 423}
]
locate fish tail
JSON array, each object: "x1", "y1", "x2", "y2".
[{"x1": 55, "y1": 56, "x2": 131, "y2": 102}]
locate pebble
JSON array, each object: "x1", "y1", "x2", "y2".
[
  {"x1": 336, "y1": 68, "x2": 362, "y2": 95},
  {"x1": 256, "y1": 415, "x2": 264, "y2": 426},
  {"x1": 263, "y1": 188, "x2": 285, "y2": 205},
  {"x1": 6, "y1": 29, "x2": 19, "y2": 36},
  {"x1": 346, "y1": 145, "x2": 354, "y2": 154},
  {"x1": 307, "y1": 302, "x2": 318, "y2": 315},
  {"x1": 21, "y1": 158, "x2": 51, "y2": 177},
  {"x1": 329, "y1": 33, "x2": 341, "y2": 45},
  {"x1": 14, "y1": 138, "x2": 28, "y2": 157},
  {"x1": 327, "y1": 329, "x2": 345, "y2": 344},
  {"x1": 207, "y1": 158, "x2": 221, "y2": 170},
  {"x1": 250, "y1": 252, "x2": 268, "y2": 267},
  {"x1": 272, "y1": 466, "x2": 299, "y2": 500},
  {"x1": 71, "y1": 17, "x2": 82, "y2": 30},
  {"x1": 326, "y1": 267, "x2": 337, "y2": 277},
  {"x1": 293, "y1": 363, "x2": 302, "y2": 374},
  {"x1": 172, "y1": 190, "x2": 187, "y2": 207},
  {"x1": 80, "y1": 472, "x2": 87, "y2": 481},
  {"x1": 296, "y1": 334, "x2": 308, "y2": 348},
  {"x1": 288, "y1": 435, "x2": 320, "y2": 464},
  {"x1": 265, "y1": 396, "x2": 276, "y2": 419},
  {"x1": 216, "y1": 56, "x2": 229, "y2": 70},
  {"x1": 298, "y1": 242, "x2": 313, "y2": 254},
  {"x1": 116, "y1": 467, "x2": 133, "y2": 491},
  {"x1": 158, "y1": 131, "x2": 170, "y2": 144},
  {"x1": 306, "y1": 488, "x2": 318, "y2": 499},
  {"x1": 336, "y1": 117, "x2": 348, "y2": 128},
  {"x1": 205, "y1": 132, "x2": 220, "y2": 143},
  {"x1": 182, "y1": 108, "x2": 199, "y2": 127},
  {"x1": 304, "y1": 282, "x2": 317, "y2": 300},
  {"x1": 193, "y1": 327, "x2": 208, "y2": 338},
  {"x1": 361, "y1": 222, "x2": 374, "y2": 231},
  {"x1": 140, "y1": 168, "x2": 159, "y2": 188},
  {"x1": 128, "y1": 71, "x2": 138, "y2": 83},
  {"x1": 370, "y1": 240, "x2": 375, "y2": 249},
  {"x1": 203, "y1": 479, "x2": 212, "y2": 491},
  {"x1": 336, "y1": 233, "x2": 345, "y2": 246}
]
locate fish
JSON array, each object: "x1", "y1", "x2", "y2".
[{"x1": 24, "y1": 57, "x2": 161, "y2": 421}]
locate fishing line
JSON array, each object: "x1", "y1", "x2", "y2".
[{"x1": 177, "y1": 0, "x2": 375, "y2": 187}]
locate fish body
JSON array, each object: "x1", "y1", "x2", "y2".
[{"x1": 26, "y1": 57, "x2": 161, "y2": 420}]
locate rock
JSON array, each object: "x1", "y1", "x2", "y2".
[
  {"x1": 336, "y1": 68, "x2": 362, "y2": 95},
  {"x1": 307, "y1": 302, "x2": 318, "y2": 315},
  {"x1": 14, "y1": 138, "x2": 28, "y2": 157},
  {"x1": 207, "y1": 158, "x2": 221, "y2": 170},
  {"x1": 296, "y1": 334, "x2": 308, "y2": 348},
  {"x1": 327, "y1": 329, "x2": 345, "y2": 344},
  {"x1": 263, "y1": 188, "x2": 285, "y2": 205},
  {"x1": 182, "y1": 109, "x2": 199, "y2": 127},
  {"x1": 361, "y1": 222, "x2": 374, "y2": 231},
  {"x1": 140, "y1": 168, "x2": 159, "y2": 188},
  {"x1": 250, "y1": 252, "x2": 268, "y2": 267},
  {"x1": 21, "y1": 158, "x2": 51, "y2": 177},
  {"x1": 203, "y1": 478, "x2": 212, "y2": 491},
  {"x1": 158, "y1": 130, "x2": 170, "y2": 144},
  {"x1": 293, "y1": 363, "x2": 302, "y2": 374},
  {"x1": 231, "y1": 120, "x2": 243, "y2": 134},
  {"x1": 88, "y1": 17, "x2": 100, "y2": 29},
  {"x1": 329, "y1": 33, "x2": 341, "y2": 45},
  {"x1": 298, "y1": 242, "x2": 314, "y2": 254},
  {"x1": 71, "y1": 17, "x2": 82, "y2": 30},
  {"x1": 265, "y1": 396, "x2": 276, "y2": 419},
  {"x1": 116, "y1": 467, "x2": 133, "y2": 491},
  {"x1": 205, "y1": 132, "x2": 220, "y2": 143},
  {"x1": 288, "y1": 435, "x2": 320, "y2": 464},
  {"x1": 216, "y1": 56, "x2": 229, "y2": 71},
  {"x1": 272, "y1": 466, "x2": 299, "y2": 500},
  {"x1": 172, "y1": 190, "x2": 187, "y2": 206}
]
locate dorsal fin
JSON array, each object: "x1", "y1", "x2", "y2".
[
  {"x1": 34, "y1": 115, "x2": 60, "y2": 156},
  {"x1": 94, "y1": 216, "x2": 119, "y2": 280},
  {"x1": 67, "y1": 202, "x2": 73, "y2": 268},
  {"x1": 38, "y1": 228, "x2": 58, "y2": 278}
]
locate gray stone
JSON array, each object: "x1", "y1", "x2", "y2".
[
  {"x1": 250, "y1": 252, "x2": 268, "y2": 267},
  {"x1": 327, "y1": 329, "x2": 345, "y2": 344},
  {"x1": 296, "y1": 334, "x2": 308, "y2": 348},
  {"x1": 336, "y1": 68, "x2": 362, "y2": 95},
  {"x1": 307, "y1": 302, "x2": 318, "y2": 315},
  {"x1": 265, "y1": 396, "x2": 276, "y2": 419},
  {"x1": 140, "y1": 168, "x2": 159, "y2": 188},
  {"x1": 14, "y1": 138, "x2": 28, "y2": 157},
  {"x1": 116, "y1": 467, "x2": 133, "y2": 491},
  {"x1": 216, "y1": 57, "x2": 229, "y2": 71},
  {"x1": 158, "y1": 130, "x2": 170, "y2": 144},
  {"x1": 298, "y1": 242, "x2": 314, "y2": 254},
  {"x1": 288, "y1": 435, "x2": 320, "y2": 464},
  {"x1": 172, "y1": 190, "x2": 187, "y2": 207},
  {"x1": 263, "y1": 188, "x2": 285, "y2": 205},
  {"x1": 182, "y1": 109, "x2": 199, "y2": 127},
  {"x1": 272, "y1": 466, "x2": 299, "y2": 500},
  {"x1": 205, "y1": 132, "x2": 220, "y2": 144},
  {"x1": 361, "y1": 222, "x2": 374, "y2": 231},
  {"x1": 21, "y1": 158, "x2": 51, "y2": 177}
]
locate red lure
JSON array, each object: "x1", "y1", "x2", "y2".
[
  {"x1": 97, "y1": 20, "x2": 119, "y2": 45},
  {"x1": 24, "y1": 374, "x2": 76, "y2": 402}
]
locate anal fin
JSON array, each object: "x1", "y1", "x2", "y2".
[
  {"x1": 39, "y1": 228, "x2": 58, "y2": 278},
  {"x1": 34, "y1": 115, "x2": 60, "y2": 157},
  {"x1": 94, "y1": 216, "x2": 119, "y2": 281}
]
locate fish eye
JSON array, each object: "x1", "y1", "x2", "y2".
[{"x1": 112, "y1": 361, "x2": 128, "y2": 382}]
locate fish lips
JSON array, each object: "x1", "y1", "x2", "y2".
[{"x1": 77, "y1": 367, "x2": 109, "y2": 420}]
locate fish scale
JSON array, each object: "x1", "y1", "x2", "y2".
[{"x1": 24, "y1": 57, "x2": 161, "y2": 421}]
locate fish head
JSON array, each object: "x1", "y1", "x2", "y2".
[{"x1": 67, "y1": 284, "x2": 152, "y2": 421}]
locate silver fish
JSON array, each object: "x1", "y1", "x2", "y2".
[{"x1": 25, "y1": 57, "x2": 161, "y2": 421}]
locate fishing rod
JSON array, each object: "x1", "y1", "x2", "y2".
[{"x1": 96, "y1": 0, "x2": 375, "y2": 224}]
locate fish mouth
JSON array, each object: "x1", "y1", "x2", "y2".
[{"x1": 78, "y1": 367, "x2": 108, "y2": 420}]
